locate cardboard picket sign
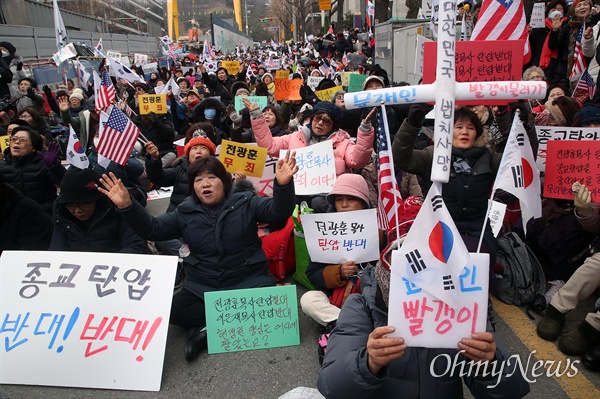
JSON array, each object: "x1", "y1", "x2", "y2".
[
  {"x1": 275, "y1": 70, "x2": 290, "y2": 79},
  {"x1": 307, "y1": 76, "x2": 324, "y2": 91},
  {"x1": 543, "y1": 139, "x2": 600, "y2": 201},
  {"x1": 530, "y1": 2, "x2": 546, "y2": 29},
  {"x1": 315, "y1": 85, "x2": 343, "y2": 102},
  {"x1": 138, "y1": 94, "x2": 167, "y2": 114},
  {"x1": 246, "y1": 153, "x2": 279, "y2": 197},
  {"x1": 388, "y1": 252, "x2": 489, "y2": 348},
  {"x1": 280, "y1": 140, "x2": 336, "y2": 195},
  {"x1": 218, "y1": 139, "x2": 268, "y2": 178},
  {"x1": 0, "y1": 251, "x2": 177, "y2": 391},
  {"x1": 222, "y1": 61, "x2": 240, "y2": 75},
  {"x1": 348, "y1": 74, "x2": 368, "y2": 93},
  {"x1": 535, "y1": 126, "x2": 600, "y2": 172},
  {"x1": 234, "y1": 96, "x2": 268, "y2": 112},
  {"x1": 301, "y1": 209, "x2": 379, "y2": 264},
  {"x1": 274, "y1": 78, "x2": 302, "y2": 101},
  {"x1": 204, "y1": 285, "x2": 300, "y2": 354},
  {"x1": 340, "y1": 72, "x2": 356, "y2": 87},
  {"x1": 134, "y1": 54, "x2": 148, "y2": 66}
]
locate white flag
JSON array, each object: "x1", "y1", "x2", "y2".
[
  {"x1": 393, "y1": 182, "x2": 470, "y2": 309},
  {"x1": 66, "y1": 126, "x2": 89, "y2": 169},
  {"x1": 94, "y1": 38, "x2": 104, "y2": 57},
  {"x1": 491, "y1": 115, "x2": 541, "y2": 234},
  {"x1": 107, "y1": 57, "x2": 145, "y2": 83},
  {"x1": 53, "y1": 0, "x2": 68, "y2": 51},
  {"x1": 74, "y1": 60, "x2": 91, "y2": 87},
  {"x1": 156, "y1": 76, "x2": 180, "y2": 97}
]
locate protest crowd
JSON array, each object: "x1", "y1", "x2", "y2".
[{"x1": 6, "y1": 0, "x2": 600, "y2": 396}]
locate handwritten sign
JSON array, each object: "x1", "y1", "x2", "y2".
[
  {"x1": 280, "y1": 140, "x2": 336, "y2": 195},
  {"x1": 307, "y1": 76, "x2": 323, "y2": 91},
  {"x1": 315, "y1": 85, "x2": 343, "y2": 102},
  {"x1": 301, "y1": 209, "x2": 379, "y2": 264},
  {"x1": 234, "y1": 96, "x2": 268, "y2": 112},
  {"x1": 106, "y1": 50, "x2": 122, "y2": 61},
  {"x1": 535, "y1": 126, "x2": 600, "y2": 172},
  {"x1": 488, "y1": 200, "x2": 507, "y2": 238},
  {"x1": 348, "y1": 74, "x2": 368, "y2": 93},
  {"x1": 247, "y1": 153, "x2": 278, "y2": 197},
  {"x1": 134, "y1": 54, "x2": 148, "y2": 66},
  {"x1": 218, "y1": 139, "x2": 268, "y2": 177},
  {"x1": 530, "y1": 3, "x2": 546, "y2": 29},
  {"x1": 138, "y1": 94, "x2": 167, "y2": 114},
  {"x1": 275, "y1": 70, "x2": 290, "y2": 80},
  {"x1": 388, "y1": 252, "x2": 489, "y2": 348},
  {"x1": 340, "y1": 72, "x2": 356, "y2": 87},
  {"x1": 0, "y1": 135, "x2": 10, "y2": 153},
  {"x1": 0, "y1": 250, "x2": 177, "y2": 391},
  {"x1": 543, "y1": 140, "x2": 600, "y2": 201},
  {"x1": 222, "y1": 61, "x2": 240, "y2": 76},
  {"x1": 204, "y1": 285, "x2": 299, "y2": 354},
  {"x1": 415, "y1": 34, "x2": 433, "y2": 77},
  {"x1": 274, "y1": 78, "x2": 303, "y2": 101}
]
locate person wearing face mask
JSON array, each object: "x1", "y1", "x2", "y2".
[
  {"x1": 50, "y1": 168, "x2": 148, "y2": 254},
  {"x1": 191, "y1": 97, "x2": 229, "y2": 145}
]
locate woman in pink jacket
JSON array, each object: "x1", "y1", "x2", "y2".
[{"x1": 245, "y1": 99, "x2": 375, "y2": 211}]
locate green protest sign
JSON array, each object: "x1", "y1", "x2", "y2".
[
  {"x1": 348, "y1": 74, "x2": 368, "y2": 92},
  {"x1": 205, "y1": 285, "x2": 300, "y2": 354},
  {"x1": 234, "y1": 95, "x2": 268, "y2": 112}
]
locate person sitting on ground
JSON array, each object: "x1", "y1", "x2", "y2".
[
  {"x1": 50, "y1": 168, "x2": 148, "y2": 254},
  {"x1": 98, "y1": 154, "x2": 298, "y2": 362}
]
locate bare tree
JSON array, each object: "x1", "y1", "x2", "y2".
[{"x1": 270, "y1": 0, "x2": 312, "y2": 40}]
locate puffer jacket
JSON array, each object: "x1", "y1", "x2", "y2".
[
  {"x1": 0, "y1": 152, "x2": 66, "y2": 214},
  {"x1": 50, "y1": 196, "x2": 148, "y2": 254},
  {"x1": 318, "y1": 266, "x2": 531, "y2": 399},
  {"x1": 118, "y1": 178, "x2": 295, "y2": 297},
  {"x1": 145, "y1": 156, "x2": 190, "y2": 212},
  {"x1": 252, "y1": 112, "x2": 374, "y2": 176}
]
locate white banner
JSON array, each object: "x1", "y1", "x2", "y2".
[
  {"x1": 388, "y1": 252, "x2": 489, "y2": 348},
  {"x1": 142, "y1": 62, "x2": 158, "y2": 74},
  {"x1": 535, "y1": 126, "x2": 600, "y2": 172},
  {"x1": 134, "y1": 53, "x2": 148, "y2": 66},
  {"x1": 307, "y1": 76, "x2": 324, "y2": 91},
  {"x1": 301, "y1": 209, "x2": 379, "y2": 264},
  {"x1": 0, "y1": 251, "x2": 177, "y2": 391},
  {"x1": 530, "y1": 3, "x2": 546, "y2": 29},
  {"x1": 280, "y1": 140, "x2": 336, "y2": 195}
]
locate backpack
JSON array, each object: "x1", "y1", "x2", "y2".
[
  {"x1": 490, "y1": 232, "x2": 546, "y2": 307},
  {"x1": 261, "y1": 216, "x2": 296, "y2": 282}
]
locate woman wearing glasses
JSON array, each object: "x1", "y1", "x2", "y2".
[
  {"x1": 248, "y1": 99, "x2": 375, "y2": 211},
  {"x1": 0, "y1": 126, "x2": 65, "y2": 216}
]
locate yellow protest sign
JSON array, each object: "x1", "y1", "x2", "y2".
[
  {"x1": 314, "y1": 85, "x2": 342, "y2": 102},
  {"x1": 222, "y1": 60, "x2": 241, "y2": 76},
  {"x1": 218, "y1": 140, "x2": 268, "y2": 177},
  {"x1": 319, "y1": 0, "x2": 331, "y2": 11},
  {"x1": 0, "y1": 135, "x2": 10, "y2": 153},
  {"x1": 138, "y1": 94, "x2": 167, "y2": 115},
  {"x1": 275, "y1": 70, "x2": 290, "y2": 79}
]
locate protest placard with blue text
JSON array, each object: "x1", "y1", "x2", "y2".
[{"x1": 280, "y1": 140, "x2": 336, "y2": 195}]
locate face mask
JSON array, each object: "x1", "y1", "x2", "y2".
[
  {"x1": 93, "y1": 137, "x2": 100, "y2": 147},
  {"x1": 204, "y1": 109, "x2": 217, "y2": 119},
  {"x1": 1, "y1": 51, "x2": 8, "y2": 57}
]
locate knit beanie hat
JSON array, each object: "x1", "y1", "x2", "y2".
[
  {"x1": 573, "y1": 103, "x2": 600, "y2": 127},
  {"x1": 58, "y1": 168, "x2": 102, "y2": 204},
  {"x1": 184, "y1": 136, "x2": 216, "y2": 158},
  {"x1": 326, "y1": 173, "x2": 371, "y2": 208},
  {"x1": 262, "y1": 73, "x2": 274, "y2": 82},
  {"x1": 69, "y1": 89, "x2": 85, "y2": 102},
  {"x1": 0, "y1": 41, "x2": 16, "y2": 55},
  {"x1": 545, "y1": 96, "x2": 581, "y2": 126}
]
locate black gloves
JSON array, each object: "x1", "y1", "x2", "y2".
[
  {"x1": 407, "y1": 103, "x2": 434, "y2": 128},
  {"x1": 42, "y1": 85, "x2": 52, "y2": 97},
  {"x1": 508, "y1": 102, "x2": 530, "y2": 128},
  {"x1": 16, "y1": 61, "x2": 23, "y2": 71},
  {"x1": 26, "y1": 87, "x2": 36, "y2": 99}
]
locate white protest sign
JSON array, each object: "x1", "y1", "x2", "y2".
[
  {"x1": 535, "y1": 126, "x2": 600, "y2": 172},
  {"x1": 301, "y1": 209, "x2": 379, "y2": 264},
  {"x1": 247, "y1": 153, "x2": 278, "y2": 197},
  {"x1": 142, "y1": 62, "x2": 158, "y2": 74},
  {"x1": 53, "y1": 43, "x2": 78, "y2": 65},
  {"x1": 0, "y1": 251, "x2": 177, "y2": 391},
  {"x1": 307, "y1": 76, "x2": 324, "y2": 91},
  {"x1": 106, "y1": 50, "x2": 122, "y2": 61},
  {"x1": 134, "y1": 53, "x2": 148, "y2": 66},
  {"x1": 280, "y1": 140, "x2": 336, "y2": 195},
  {"x1": 488, "y1": 200, "x2": 507, "y2": 238},
  {"x1": 388, "y1": 252, "x2": 489, "y2": 348},
  {"x1": 530, "y1": 3, "x2": 546, "y2": 29},
  {"x1": 415, "y1": 34, "x2": 432, "y2": 77}
]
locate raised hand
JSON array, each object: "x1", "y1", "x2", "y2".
[
  {"x1": 275, "y1": 151, "x2": 298, "y2": 186},
  {"x1": 574, "y1": 182, "x2": 593, "y2": 217},
  {"x1": 57, "y1": 96, "x2": 70, "y2": 112},
  {"x1": 98, "y1": 172, "x2": 133, "y2": 209},
  {"x1": 362, "y1": 107, "x2": 377, "y2": 124},
  {"x1": 144, "y1": 141, "x2": 160, "y2": 160},
  {"x1": 37, "y1": 141, "x2": 60, "y2": 168},
  {"x1": 366, "y1": 326, "x2": 407, "y2": 375},
  {"x1": 242, "y1": 97, "x2": 260, "y2": 111}
]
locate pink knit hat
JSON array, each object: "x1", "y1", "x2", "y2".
[{"x1": 326, "y1": 174, "x2": 371, "y2": 208}]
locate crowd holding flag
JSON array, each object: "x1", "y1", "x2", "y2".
[
  {"x1": 66, "y1": 126, "x2": 90, "y2": 169},
  {"x1": 470, "y1": 0, "x2": 531, "y2": 64},
  {"x1": 107, "y1": 57, "x2": 145, "y2": 83},
  {"x1": 570, "y1": 23, "x2": 587, "y2": 80},
  {"x1": 96, "y1": 106, "x2": 141, "y2": 166},
  {"x1": 572, "y1": 69, "x2": 597, "y2": 104},
  {"x1": 94, "y1": 70, "x2": 116, "y2": 111}
]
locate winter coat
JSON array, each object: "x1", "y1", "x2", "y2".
[
  {"x1": 131, "y1": 114, "x2": 176, "y2": 157},
  {"x1": 0, "y1": 152, "x2": 66, "y2": 214},
  {"x1": 392, "y1": 120, "x2": 501, "y2": 234},
  {"x1": 201, "y1": 73, "x2": 236, "y2": 106},
  {"x1": 118, "y1": 178, "x2": 296, "y2": 298},
  {"x1": 252, "y1": 113, "x2": 374, "y2": 176},
  {"x1": 145, "y1": 156, "x2": 190, "y2": 212},
  {"x1": 50, "y1": 196, "x2": 148, "y2": 254},
  {"x1": 0, "y1": 56, "x2": 12, "y2": 100},
  {"x1": 317, "y1": 266, "x2": 531, "y2": 399},
  {"x1": 0, "y1": 182, "x2": 52, "y2": 253}
]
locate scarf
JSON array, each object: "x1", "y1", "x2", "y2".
[
  {"x1": 540, "y1": 17, "x2": 565, "y2": 69},
  {"x1": 451, "y1": 147, "x2": 485, "y2": 175}
]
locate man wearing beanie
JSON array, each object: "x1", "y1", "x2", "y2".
[{"x1": 50, "y1": 168, "x2": 148, "y2": 253}]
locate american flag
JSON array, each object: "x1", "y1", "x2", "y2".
[
  {"x1": 571, "y1": 24, "x2": 587, "y2": 80},
  {"x1": 470, "y1": 0, "x2": 531, "y2": 64},
  {"x1": 572, "y1": 69, "x2": 596, "y2": 104},
  {"x1": 96, "y1": 107, "x2": 139, "y2": 166},
  {"x1": 96, "y1": 70, "x2": 116, "y2": 110},
  {"x1": 376, "y1": 108, "x2": 403, "y2": 230}
]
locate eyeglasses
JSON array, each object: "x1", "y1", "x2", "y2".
[
  {"x1": 314, "y1": 114, "x2": 333, "y2": 126},
  {"x1": 10, "y1": 136, "x2": 30, "y2": 143},
  {"x1": 19, "y1": 114, "x2": 32, "y2": 119}
]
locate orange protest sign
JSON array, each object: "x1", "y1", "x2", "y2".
[
  {"x1": 288, "y1": 79, "x2": 303, "y2": 101},
  {"x1": 138, "y1": 94, "x2": 167, "y2": 114},
  {"x1": 274, "y1": 78, "x2": 292, "y2": 101},
  {"x1": 218, "y1": 140, "x2": 268, "y2": 178}
]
